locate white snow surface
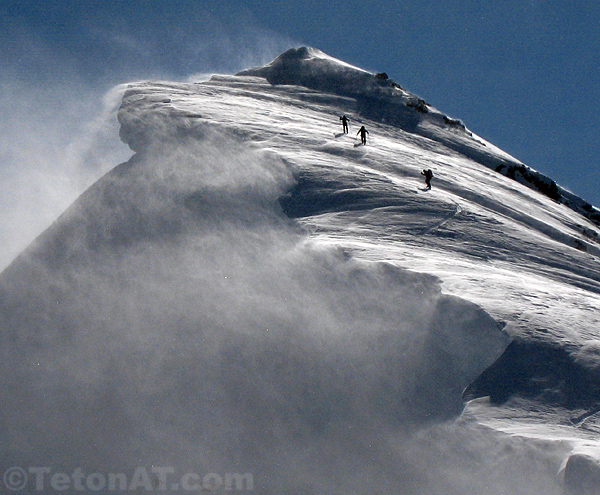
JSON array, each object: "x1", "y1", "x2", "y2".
[{"x1": 1, "y1": 47, "x2": 600, "y2": 494}]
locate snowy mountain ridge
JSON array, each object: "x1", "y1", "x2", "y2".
[
  {"x1": 240, "y1": 47, "x2": 600, "y2": 228},
  {"x1": 1, "y1": 47, "x2": 600, "y2": 494}
]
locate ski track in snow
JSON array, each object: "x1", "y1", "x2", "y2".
[{"x1": 419, "y1": 200, "x2": 462, "y2": 235}]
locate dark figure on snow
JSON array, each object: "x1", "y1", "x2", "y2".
[
  {"x1": 357, "y1": 125, "x2": 369, "y2": 145},
  {"x1": 340, "y1": 115, "x2": 350, "y2": 133},
  {"x1": 421, "y1": 169, "x2": 434, "y2": 190}
]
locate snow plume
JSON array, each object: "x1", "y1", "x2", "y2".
[
  {"x1": 0, "y1": 80, "x2": 132, "y2": 270},
  {"x1": 0, "y1": 0, "x2": 295, "y2": 270},
  {"x1": 0, "y1": 85, "x2": 532, "y2": 493}
]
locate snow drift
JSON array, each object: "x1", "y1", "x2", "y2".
[{"x1": 1, "y1": 47, "x2": 600, "y2": 494}]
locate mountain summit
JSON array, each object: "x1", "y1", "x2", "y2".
[
  {"x1": 242, "y1": 47, "x2": 600, "y2": 225},
  {"x1": 1, "y1": 47, "x2": 600, "y2": 494}
]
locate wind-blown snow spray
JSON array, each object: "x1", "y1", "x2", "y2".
[
  {"x1": 0, "y1": 126, "x2": 552, "y2": 495},
  {"x1": 0, "y1": 81, "x2": 133, "y2": 270},
  {"x1": 0, "y1": 2, "x2": 294, "y2": 270}
]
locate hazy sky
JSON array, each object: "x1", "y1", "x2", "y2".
[{"x1": 1, "y1": 0, "x2": 598, "y2": 265}]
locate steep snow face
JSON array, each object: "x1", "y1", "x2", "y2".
[{"x1": 0, "y1": 48, "x2": 599, "y2": 494}]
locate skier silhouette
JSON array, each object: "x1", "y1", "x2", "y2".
[
  {"x1": 340, "y1": 115, "x2": 350, "y2": 134},
  {"x1": 357, "y1": 126, "x2": 369, "y2": 145},
  {"x1": 421, "y1": 169, "x2": 434, "y2": 190}
]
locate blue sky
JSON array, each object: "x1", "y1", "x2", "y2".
[{"x1": 1, "y1": 0, "x2": 599, "y2": 215}]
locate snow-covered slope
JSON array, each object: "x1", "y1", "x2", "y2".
[{"x1": 1, "y1": 47, "x2": 600, "y2": 494}]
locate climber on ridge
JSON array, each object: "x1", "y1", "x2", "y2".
[
  {"x1": 357, "y1": 125, "x2": 369, "y2": 146},
  {"x1": 340, "y1": 115, "x2": 350, "y2": 134},
  {"x1": 421, "y1": 169, "x2": 434, "y2": 190}
]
